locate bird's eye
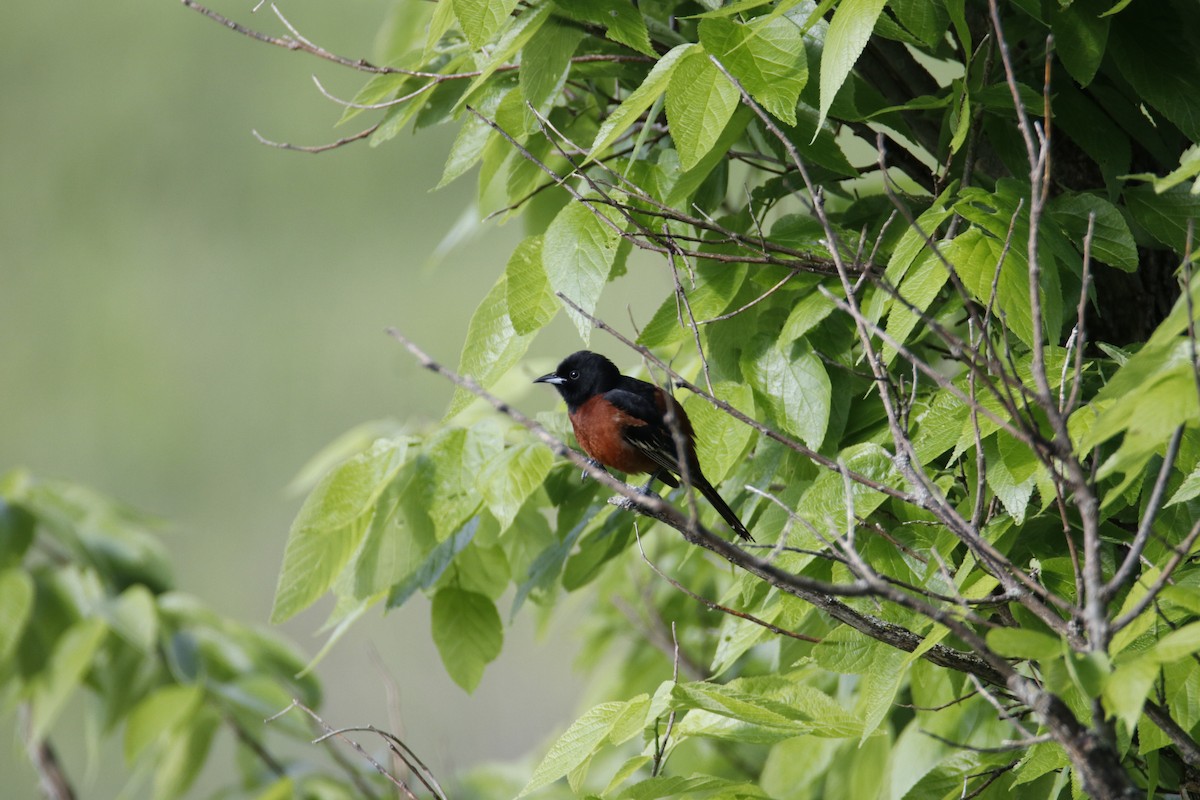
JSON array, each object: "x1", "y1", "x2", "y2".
[{"x1": 568, "y1": 370, "x2": 580, "y2": 380}]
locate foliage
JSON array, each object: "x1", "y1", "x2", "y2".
[
  {"x1": 0, "y1": 469, "x2": 406, "y2": 799},
  {"x1": 91, "y1": 0, "x2": 1200, "y2": 797}
]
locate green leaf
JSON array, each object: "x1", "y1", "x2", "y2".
[
  {"x1": 0, "y1": 568, "x2": 33, "y2": 666},
  {"x1": 556, "y1": 0, "x2": 655, "y2": 56},
  {"x1": 665, "y1": 48, "x2": 741, "y2": 171},
  {"x1": 818, "y1": 0, "x2": 888, "y2": 132},
  {"x1": 350, "y1": 463, "x2": 429, "y2": 600},
  {"x1": 1126, "y1": 186, "x2": 1200, "y2": 254},
  {"x1": 0, "y1": 498, "x2": 35, "y2": 570},
  {"x1": 854, "y1": 646, "x2": 907, "y2": 743},
  {"x1": 621, "y1": 775, "x2": 766, "y2": 800},
  {"x1": 1105, "y1": 657, "x2": 1158, "y2": 734},
  {"x1": 639, "y1": 258, "x2": 748, "y2": 348},
  {"x1": 430, "y1": 588, "x2": 503, "y2": 692},
  {"x1": 1167, "y1": 460, "x2": 1200, "y2": 507},
  {"x1": 543, "y1": 200, "x2": 627, "y2": 342},
  {"x1": 700, "y1": 15, "x2": 808, "y2": 126},
  {"x1": 1108, "y1": 1, "x2": 1200, "y2": 141},
  {"x1": 477, "y1": 441, "x2": 554, "y2": 531},
  {"x1": 949, "y1": 223, "x2": 1039, "y2": 349},
  {"x1": 457, "y1": 2, "x2": 554, "y2": 110},
  {"x1": 588, "y1": 44, "x2": 693, "y2": 162},
  {"x1": 882, "y1": 246, "x2": 951, "y2": 362},
  {"x1": 387, "y1": 518, "x2": 477, "y2": 609},
  {"x1": 671, "y1": 681, "x2": 803, "y2": 728},
  {"x1": 1051, "y1": 0, "x2": 1110, "y2": 87},
  {"x1": 1147, "y1": 622, "x2": 1200, "y2": 664},
  {"x1": 505, "y1": 235, "x2": 558, "y2": 335},
  {"x1": 684, "y1": 382, "x2": 755, "y2": 484},
  {"x1": 779, "y1": 289, "x2": 836, "y2": 344},
  {"x1": 519, "y1": 699, "x2": 633, "y2": 797},
  {"x1": 29, "y1": 617, "x2": 108, "y2": 742},
  {"x1": 427, "y1": 420, "x2": 504, "y2": 538},
  {"x1": 438, "y1": 81, "x2": 512, "y2": 189},
  {"x1": 124, "y1": 684, "x2": 204, "y2": 764},
  {"x1": 890, "y1": 0, "x2": 950, "y2": 47},
  {"x1": 271, "y1": 438, "x2": 409, "y2": 623},
  {"x1": 986, "y1": 627, "x2": 1062, "y2": 661},
  {"x1": 1049, "y1": 192, "x2": 1137, "y2": 271},
  {"x1": 521, "y1": 20, "x2": 584, "y2": 115},
  {"x1": 447, "y1": 274, "x2": 536, "y2": 417},
  {"x1": 152, "y1": 707, "x2": 220, "y2": 800},
  {"x1": 451, "y1": 0, "x2": 519, "y2": 49},
  {"x1": 794, "y1": 444, "x2": 894, "y2": 540},
  {"x1": 742, "y1": 339, "x2": 831, "y2": 449},
  {"x1": 103, "y1": 584, "x2": 158, "y2": 653},
  {"x1": 984, "y1": 434, "x2": 1036, "y2": 524}
]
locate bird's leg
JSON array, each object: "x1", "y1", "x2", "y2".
[
  {"x1": 638, "y1": 471, "x2": 664, "y2": 497},
  {"x1": 581, "y1": 457, "x2": 608, "y2": 482}
]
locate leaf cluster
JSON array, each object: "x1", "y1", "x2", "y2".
[
  {"x1": 186, "y1": 0, "x2": 1200, "y2": 798},
  {"x1": 0, "y1": 469, "x2": 403, "y2": 800}
]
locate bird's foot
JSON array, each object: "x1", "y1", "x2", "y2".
[{"x1": 581, "y1": 458, "x2": 608, "y2": 482}]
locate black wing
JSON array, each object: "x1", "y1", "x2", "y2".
[{"x1": 604, "y1": 382, "x2": 687, "y2": 485}]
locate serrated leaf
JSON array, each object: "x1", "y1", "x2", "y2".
[
  {"x1": 793, "y1": 445, "x2": 893, "y2": 539},
  {"x1": 451, "y1": 0, "x2": 519, "y2": 49},
  {"x1": 621, "y1": 775, "x2": 766, "y2": 800},
  {"x1": 543, "y1": 200, "x2": 626, "y2": 342},
  {"x1": 855, "y1": 646, "x2": 906, "y2": 743},
  {"x1": 1049, "y1": 192, "x2": 1137, "y2": 271},
  {"x1": 779, "y1": 289, "x2": 835, "y2": 344},
  {"x1": 665, "y1": 48, "x2": 741, "y2": 171},
  {"x1": 350, "y1": 463, "x2": 428, "y2": 600},
  {"x1": 556, "y1": 0, "x2": 655, "y2": 56},
  {"x1": 478, "y1": 442, "x2": 553, "y2": 531},
  {"x1": 1167, "y1": 461, "x2": 1200, "y2": 506},
  {"x1": 684, "y1": 382, "x2": 755, "y2": 484},
  {"x1": 521, "y1": 20, "x2": 584, "y2": 115},
  {"x1": 742, "y1": 339, "x2": 830, "y2": 449},
  {"x1": 588, "y1": 44, "x2": 694, "y2": 163},
  {"x1": 438, "y1": 82, "x2": 512, "y2": 189},
  {"x1": 505, "y1": 235, "x2": 558, "y2": 335},
  {"x1": 818, "y1": 0, "x2": 888, "y2": 132},
  {"x1": 638, "y1": 258, "x2": 748, "y2": 348},
  {"x1": 519, "y1": 700, "x2": 630, "y2": 797},
  {"x1": 447, "y1": 274, "x2": 536, "y2": 417},
  {"x1": 1146, "y1": 622, "x2": 1200, "y2": 664},
  {"x1": 1126, "y1": 186, "x2": 1200, "y2": 254},
  {"x1": 984, "y1": 434, "x2": 1036, "y2": 524},
  {"x1": 271, "y1": 439, "x2": 409, "y2": 623},
  {"x1": 430, "y1": 588, "x2": 503, "y2": 692},
  {"x1": 882, "y1": 246, "x2": 950, "y2": 362},
  {"x1": 457, "y1": 2, "x2": 553, "y2": 110},
  {"x1": 700, "y1": 15, "x2": 807, "y2": 126},
  {"x1": 672, "y1": 681, "x2": 800, "y2": 727}
]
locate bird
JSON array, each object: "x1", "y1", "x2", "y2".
[{"x1": 534, "y1": 350, "x2": 752, "y2": 541}]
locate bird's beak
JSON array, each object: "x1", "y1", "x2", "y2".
[{"x1": 534, "y1": 372, "x2": 565, "y2": 385}]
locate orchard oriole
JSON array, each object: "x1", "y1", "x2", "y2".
[{"x1": 535, "y1": 351, "x2": 752, "y2": 541}]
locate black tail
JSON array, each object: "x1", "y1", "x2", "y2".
[{"x1": 694, "y1": 477, "x2": 752, "y2": 542}]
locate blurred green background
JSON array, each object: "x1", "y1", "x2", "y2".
[{"x1": 0, "y1": 0, "x2": 620, "y2": 794}]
